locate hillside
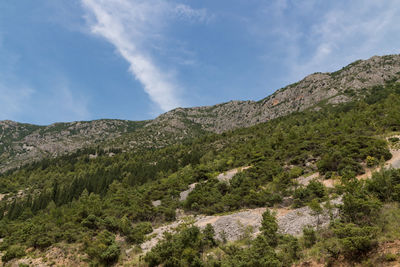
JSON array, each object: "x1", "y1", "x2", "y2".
[
  {"x1": 153, "y1": 54, "x2": 400, "y2": 133},
  {"x1": 2, "y1": 54, "x2": 400, "y2": 173},
  {"x1": 1, "y1": 76, "x2": 400, "y2": 266},
  {"x1": 0, "y1": 120, "x2": 148, "y2": 173}
]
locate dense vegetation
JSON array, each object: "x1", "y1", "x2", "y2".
[
  {"x1": 1, "y1": 82, "x2": 400, "y2": 265},
  {"x1": 146, "y1": 168, "x2": 400, "y2": 266}
]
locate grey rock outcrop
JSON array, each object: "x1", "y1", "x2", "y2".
[{"x1": 2, "y1": 54, "x2": 400, "y2": 172}]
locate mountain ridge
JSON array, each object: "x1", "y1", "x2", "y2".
[{"x1": 1, "y1": 54, "x2": 400, "y2": 172}]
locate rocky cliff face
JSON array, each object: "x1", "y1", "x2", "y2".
[
  {"x1": 154, "y1": 55, "x2": 400, "y2": 133},
  {"x1": 0, "y1": 119, "x2": 146, "y2": 172},
  {"x1": 2, "y1": 54, "x2": 400, "y2": 171}
]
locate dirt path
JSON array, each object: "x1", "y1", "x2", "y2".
[
  {"x1": 357, "y1": 149, "x2": 400, "y2": 180},
  {"x1": 386, "y1": 149, "x2": 400, "y2": 169},
  {"x1": 216, "y1": 166, "x2": 251, "y2": 183},
  {"x1": 179, "y1": 183, "x2": 198, "y2": 201}
]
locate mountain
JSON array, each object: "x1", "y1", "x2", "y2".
[
  {"x1": 0, "y1": 120, "x2": 147, "y2": 172},
  {"x1": 1, "y1": 54, "x2": 400, "y2": 172},
  {"x1": 156, "y1": 54, "x2": 400, "y2": 133},
  {"x1": 2, "y1": 54, "x2": 400, "y2": 266}
]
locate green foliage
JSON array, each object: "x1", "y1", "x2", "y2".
[
  {"x1": 145, "y1": 225, "x2": 217, "y2": 267},
  {"x1": 277, "y1": 234, "x2": 300, "y2": 265},
  {"x1": 366, "y1": 156, "x2": 379, "y2": 167},
  {"x1": 1, "y1": 245, "x2": 26, "y2": 262},
  {"x1": 293, "y1": 180, "x2": 326, "y2": 207},
  {"x1": 302, "y1": 227, "x2": 316, "y2": 248},
  {"x1": 341, "y1": 191, "x2": 382, "y2": 224},
  {"x1": 289, "y1": 166, "x2": 303, "y2": 178},
  {"x1": 366, "y1": 169, "x2": 400, "y2": 202},
  {"x1": 332, "y1": 223, "x2": 378, "y2": 260},
  {"x1": 84, "y1": 230, "x2": 120, "y2": 265},
  {"x1": 383, "y1": 253, "x2": 397, "y2": 262},
  {"x1": 125, "y1": 222, "x2": 153, "y2": 244},
  {"x1": 1, "y1": 82, "x2": 400, "y2": 264},
  {"x1": 260, "y1": 209, "x2": 279, "y2": 247}
]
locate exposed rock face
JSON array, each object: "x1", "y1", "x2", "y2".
[
  {"x1": 0, "y1": 119, "x2": 146, "y2": 172},
  {"x1": 141, "y1": 197, "x2": 343, "y2": 252},
  {"x1": 153, "y1": 55, "x2": 400, "y2": 133},
  {"x1": 216, "y1": 166, "x2": 251, "y2": 183},
  {"x1": 179, "y1": 183, "x2": 198, "y2": 201},
  {"x1": 2, "y1": 54, "x2": 400, "y2": 171},
  {"x1": 278, "y1": 197, "x2": 342, "y2": 236}
]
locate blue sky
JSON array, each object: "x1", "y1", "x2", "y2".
[{"x1": 1, "y1": 0, "x2": 399, "y2": 125}]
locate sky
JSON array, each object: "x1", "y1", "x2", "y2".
[{"x1": 0, "y1": 0, "x2": 399, "y2": 125}]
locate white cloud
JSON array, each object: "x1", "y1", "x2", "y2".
[
  {"x1": 54, "y1": 82, "x2": 91, "y2": 121},
  {"x1": 292, "y1": 0, "x2": 400, "y2": 79},
  {"x1": 255, "y1": 0, "x2": 400, "y2": 85},
  {"x1": 0, "y1": 57, "x2": 90, "y2": 123},
  {"x1": 81, "y1": 0, "x2": 209, "y2": 112},
  {"x1": 174, "y1": 4, "x2": 212, "y2": 23},
  {"x1": 0, "y1": 82, "x2": 34, "y2": 120},
  {"x1": 0, "y1": 79, "x2": 90, "y2": 124}
]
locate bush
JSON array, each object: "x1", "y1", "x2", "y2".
[
  {"x1": 303, "y1": 227, "x2": 316, "y2": 248},
  {"x1": 366, "y1": 156, "x2": 379, "y2": 167},
  {"x1": 31, "y1": 235, "x2": 53, "y2": 249},
  {"x1": 127, "y1": 222, "x2": 153, "y2": 244},
  {"x1": 84, "y1": 230, "x2": 120, "y2": 265},
  {"x1": 2, "y1": 245, "x2": 26, "y2": 262},
  {"x1": 383, "y1": 253, "x2": 397, "y2": 262},
  {"x1": 289, "y1": 166, "x2": 303, "y2": 178},
  {"x1": 100, "y1": 244, "x2": 120, "y2": 264},
  {"x1": 81, "y1": 214, "x2": 99, "y2": 229},
  {"x1": 341, "y1": 193, "x2": 381, "y2": 224},
  {"x1": 278, "y1": 235, "x2": 300, "y2": 265},
  {"x1": 333, "y1": 223, "x2": 378, "y2": 260}
]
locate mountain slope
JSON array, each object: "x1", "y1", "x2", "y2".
[
  {"x1": 0, "y1": 119, "x2": 147, "y2": 172},
  {"x1": 2, "y1": 80, "x2": 400, "y2": 266},
  {"x1": 154, "y1": 54, "x2": 400, "y2": 133},
  {"x1": 2, "y1": 54, "x2": 400, "y2": 172}
]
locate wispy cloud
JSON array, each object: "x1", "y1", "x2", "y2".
[
  {"x1": 0, "y1": 78, "x2": 90, "y2": 124},
  {"x1": 174, "y1": 4, "x2": 213, "y2": 24},
  {"x1": 295, "y1": 0, "x2": 400, "y2": 78},
  {"x1": 255, "y1": 0, "x2": 400, "y2": 83},
  {"x1": 0, "y1": 82, "x2": 34, "y2": 120},
  {"x1": 0, "y1": 52, "x2": 90, "y2": 123},
  {"x1": 81, "y1": 0, "x2": 211, "y2": 112},
  {"x1": 49, "y1": 80, "x2": 91, "y2": 122}
]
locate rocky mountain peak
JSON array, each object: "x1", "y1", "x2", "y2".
[{"x1": 1, "y1": 54, "x2": 400, "y2": 171}]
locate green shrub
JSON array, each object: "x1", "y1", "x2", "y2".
[
  {"x1": 84, "y1": 230, "x2": 120, "y2": 265},
  {"x1": 333, "y1": 223, "x2": 378, "y2": 260},
  {"x1": 277, "y1": 234, "x2": 300, "y2": 265},
  {"x1": 31, "y1": 235, "x2": 53, "y2": 249},
  {"x1": 383, "y1": 253, "x2": 397, "y2": 262},
  {"x1": 127, "y1": 222, "x2": 153, "y2": 244},
  {"x1": 366, "y1": 156, "x2": 379, "y2": 167},
  {"x1": 302, "y1": 227, "x2": 317, "y2": 248},
  {"x1": 100, "y1": 243, "x2": 120, "y2": 264},
  {"x1": 2, "y1": 245, "x2": 26, "y2": 262},
  {"x1": 289, "y1": 166, "x2": 303, "y2": 178}
]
